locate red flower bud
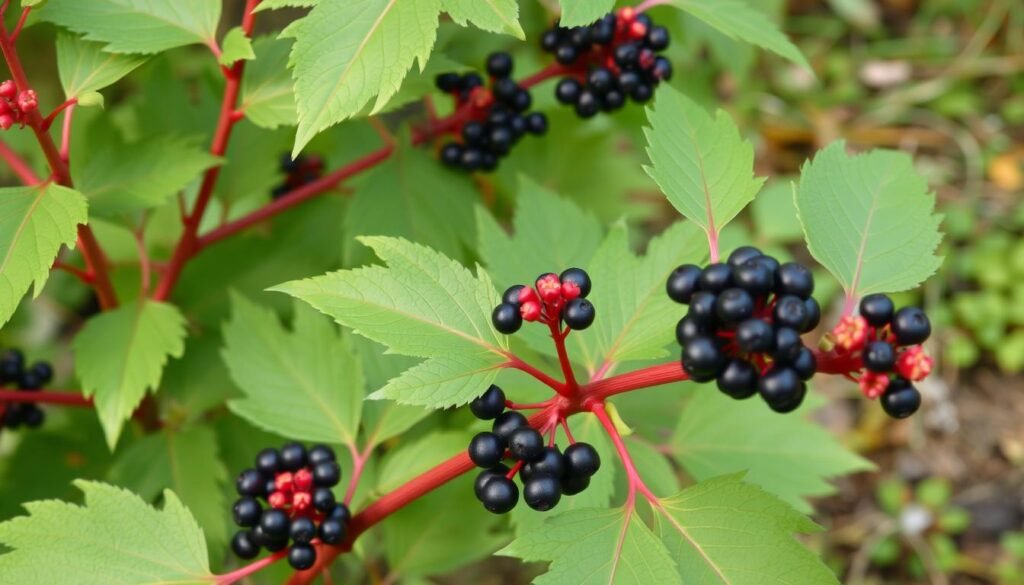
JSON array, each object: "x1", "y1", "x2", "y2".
[
  {"x1": 833, "y1": 316, "x2": 868, "y2": 351},
  {"x1": 0, "y1": 114, "x2": 15, "y2": 130},
  {"x1": 268, "y1": 491, "x2": 289, "y2": 509},
  {"x1": 520, "y1": 301, "x2": 541, "y2": 322},
  {"x1": 896, "y1": 346, "x2": 933, "y2": 381},
  {"x1": 16, "y1": 90, "x2": 37, "y2": 113},
  {"x1": 274, "y1": 472, "x2": 295, "y2": 493},
  {"x1": 859, "y1": 371, "x2": 889, "y2": 400},
  {"x1": 292, "y1": 491, "x2": 312, "y2": 511},
  {"x1": 0, "y1": 80, "x2": 16, "y2": 100},
  {"x1": 294, "y1": 468, "x2": 314, "y2": 492},
  {"x1": 561, "y1": 281, "x2": 581, "y2": 300}
]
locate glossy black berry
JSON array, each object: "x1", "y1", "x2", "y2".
[
  {"x1": 233, "y1": 497, "x2": 262, "y2": 527},
  {"x1": 502, "y1": 285, "x2": 525, "y2": 306},
  {"x1": 792, "y1": 347, "x2": 817, "y2": 380},
  {"x1": 260, "y1": 509, "x2": 290, "y2": 539},
  {"x1": 859, "y1": 294, "x2": 895, "y2": 327},
  {"x1": 563, "y1": 442, "x2": 601, "y2": 477},
  {"x1": 440, "y1": 143, "x2": 462, "y2": 167},
  {"x1": 753, "y1": 255, "x2": 780, "y2": 275},
  {"x1": 524, "y1": 476, "x2": 562, "y2": 511},
  {"x1": 864, "y1": 341, "x2": 896, "y2": 372},
  {"x1": 736, "y1": 318, "x2": 774, "y2": 353},
  {"x1": 617, "y1": 71, "x2": 640, "y2": 92},
  {"x1": 629, "y1": 83, "x2": 653, "y2": 103},
  {"x1": 29, "y1": 362, "x2": 52, "y2": 385},
  {"x1": 319, "y1": 518, "x2": 346, "y2": 545},
  {"x1": 435, "y1": 72, "x2": 462, "y2": 92},
  {"x1": 563, "y1": 298, "x2": 596, "y2": 330},
  {"x1": 326, "y1": 503, "x2": 351, "y2": 525},
  {"x1": 892, "y1": 307, "x2": 931, "y2": 345},
  {"x1": 280, "y1": 443, "x2": 308, "y2": 471},
  {"x1": 555, "y1": 44, "x2": 578, "y2": 65},
  {"x1": 667, "y1": 264, "x2": 702, "y2": 304},
  {"x1": 0, "y1": 349, "x2": 23, "y2": 381},
  {"x1": 698, "y1": 263, "x2": 733, "y2": 293},
  {"x1": 880, "y1": 378, "x2": 921, "y2": 419},
  {"x1": 236, "y1": 469, "x2": 266, "y2": 497},
  {"x1": 507, "y1": 427, "x2": 544, "y2": 461},
  {"x1": 773, "y1": 295, "x2": 809, "y2": 330},
  {"x1": 733, "y1": 261, "x2": 773, "y2": 296},
  {"x1": 560, "y1": 267, "x2": 592, "y2": 298},
  {"x1": 289, "y1": 517, "x2": 318, "y2": 544},
  {"x1": 556, "y1": 78, "x2": 583, "y2": 104},
  {"x1": 717, "y1": 359, "x2": 758, "y2": 399},
  {"x1": 288, "y1": 543, "x2": 317, "y2": 570},
  {"x1": 758, "y1": 367, "x2": 806, "y2": 413},
  {"x1": 602, "y1": 90, "x2": 625, "y2": 111},
  {"x1": 492, "y1": 302, "x2": 523, "y2": 334},
  {"x1": 803, "y1": 298, "x2": 821, "y2": 332},
  {"x1": 313, "y1": 487, "x2": 336, "y2": 513},
  {"x1": 687, "y1": 292, "x2": 718, "y2": 325},
  {"x1": 18, "y1": 371, "x2": 42, "y2": 390},
  {"x1": 470, "y1": 384, "x2": 506, "y2": 420},
  {"x1": 255, "y1": 448, "x2": 281, "y2": 476},
  {"x1": 308, "y1": 444, "x2": 336, "y2": 466},
  {"x1": 682, "y1": 337, "x2": 726, "y2": 381},
  {"x1": 614, "y1": 43, "x2": 639, "y2": 67},
  {"x1": 469, "y1": 432, "x2": 506, "y2": 468},
  {"x1": 715, "y1": 288, "x2": 755, "y2": 324},
  {"x1": 646, "y1": 25, "x2": 670, "y2": 50},
  {"x1": 587, "y1": 67, "x2": 615, "y2": 94},
  {"x1": 541, "y1": 30, "x2": 560, "y2": 51},
  {"x1": 313, "y1": 461, "x2": 341, "y2": 487},
  {"x1": 460, "y1": 147, "x2": 483, "y2": 171},
  {"x1": 474, "y1": 465, "x2": 510, "y2": 500},
  {"x1": 775, "y1": 263, "x2": 814, "y2": 299},
  {"x1": 480, "y1": 475, "x2": 519, "y2": 513},
  {"x1": 526, "y1": 112, "x2": 548, "y2": 135},
  {"x1": 676, "y1": 315, "x2": 712, "y2": 345},
  {"x1": 522, "y1": 447, "x2": 565, "y2": 481},
  {"x1": 486, "y1": 52, "x2": 513, "y2": 78},
  {"x1": 773, "y1": 328, "x2": 803, "y2": 364},
  {"x1": 231, "y1": 530, "x2": 260, "y2": 559},
  {"x1": 575, "y1": 91, "x2": 599, "y2": 118},
  {"x1": 492, "y1": 411, "x2": 529, "y2": 441},
  {"x1": 21, "y1": 407, "x2": 43, "y2": 428}
]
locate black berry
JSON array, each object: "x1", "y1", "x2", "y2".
[
  {"x1": 792, "y1": 347, "x2": 817, "y2": 380},
  {"x1": 313, "y1": 487, "x2": 336, "y2": 513},
  {"x1": 561, "y1": 474, "x2": 591, "y2": 495},
  {"x1": 507, "y1": 427, "x2": 544, "y2": 461},
  {"x1": 288, "y1": 543, "x2": 317, "y2": 570},
  {"x1": 474, "y1": 465, "x2": 510, "y2": 500},
  {"x1": 775, "y1": 263, "x2": 814, "y2": 299},
  {"x1": 486, "y1": 52, "x2": 513, "y2": 78},
  {"x1": 522, "y1": 447, "x2": 565, "y2": 481},
  {"x1": 319, "y1": 518, "x2": 346, "y2": 545},
  {"x1": 863, "y1": 341, "x2": 896, "y2": 372},
  {"x1": 880, "y1": 378, "x2": 921, "y2": 419},
  {"x1": 736, "y1": 319, "x2": 774, "y2": 353},
  {"x1": 260, "y1": 509, "x2": 290, "y2": 539},
  {"x1": 233, "y1": 497, "x2": 262, "y2": 527},
  {"x1": 480, "y1": 475, "x2": 519, "y2": 513},
  {"x1": 236, "y1": 469, "x2": 265, "y2": 497},
  {"x1": 682, "y1": 337, "x2": 726, "y2": 381},
  {"x1": 469, "y1": 432, "x2": 506, "y2": 468},
  {"x1": 289, "y1": 517, "x2": 317, "y2": 544},
  {"x1": 492, "y1": 411, "x2": 529, "y2": 441},
  {"x1": 308, "y1": 444, "x2": 336, "y2": 466},
  {"x1": 717, "y1": 359, "x2": 758, "y2": 399},
  {"x1": 492, "y1": 303, "x2": 523, "y2": 334},
  {"x1": 280, "y1": 443, "x2": 308, "y2": 471},
  {"x1": 758, "y1": 367, "x2": 806, "y2": 413},
  {"x1": 891, "y1": 307, "x2": 931, "y2": 345},
  {"x1": 773, "y1": 295, "x2": 809, "y2": 330},
  {"x1": 231, "y1": 531, "x2": 260, "y2": 559},
  {"x1": 859, "y1": 294, "x2": 895, "y2": 327},
  {"x1": 470, "y1": 384, "x2": 506, "y2": 420},
  {"x1": 667, "y1": 264, "x2": 703, "y2": 304},
  {"x1": 255, "y1": 448, "x2": 281, "y2": 476},
  {"x1": 715, "y1": 288, "x2": 755, "y2": 324},
  {"x1": 312, "y1": 461, "x2": 341, "y2": 487},
  {"x1": 560, "y1": 268, "x2": 592, "y2": 297},
  {"x1": 728, "y1": 244, "x2": 763, "y2": 268},
  {"x1": 563, "y1": 442, "x2": 601, "y2": 477},
  {"x1": 523, "y1": 476, "x2": 562, "y2": 511},
  {"x1": 698, "y1": 263, "x2": 733, "y2": 293},
  {"x1": 563, "y1": 298, "x2": 596, "y2": 330}
]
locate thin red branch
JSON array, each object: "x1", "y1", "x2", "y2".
[
  {"x1": 216, "y1": 550, "x2": 288, "y2": 585},
  {"x1": 590, "y1": 401, "x2": 656, "y2": 502},
  {"x1": 41, "y1": 98, "x2": 77, "y2": 132},
  {"x1": 505, "y1": 355, "x2": 567, "y2": 394},
  {"x1": 52, "y1": 260, "x2": 93, "y2": 284},
  {"x1": 9, "y1": 6, "x2": 29, "y2": 43},
  {"x1": 548, "y1": 319, "x2": 579, "y2": 392},
  {"x1": 0, "y1": 389, "x2": 91, "y2": 406},
  {"x1": 584, "y1": 361, "x2": 688, "y2": 402},
  {"x1": 59, "y1": 103, "x2": 75, "y2": 162},
  {"x1": 0, "y1": 137, "x2": 39, "y2": 184}
]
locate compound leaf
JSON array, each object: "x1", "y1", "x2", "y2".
[
  {"x1": 644, "y1": 86, "x2": 765, "y2": 250},
  {"x1": 73, "y1": 300, "x2": 187, "y2": 448},
  {"x1": 38, "y1": 0, "x2": 221, "y2": 55},
  {"x1": 289, "y1": 0, "x2": 440, "y2": 155},
  {"x1": 654, "y1": 474, "x2": 839, "y2": 584},
  {"x1": 57, "y1": 33, "x2": 147, "y2": 104},
  {"x1": 795, "y1": 142, "x2": 943, "y2": 298},
  {"x1": 241, "y1": 37, "x2": 297, "y2": 129},
  {"x1": 0, "y1": 481, "x2": 214, "y2": 585},
  {"x1": 222, "y1": 293, "x2": 364, "y2": 445},
  {"x1": 0, "y1": 184, "x2": 87, "y2": 327},
  {"x1": 441, "y1": 0, "x2": 524, "y2": 38}
]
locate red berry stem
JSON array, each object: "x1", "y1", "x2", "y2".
[
  {"x1": 590, "y1": 401, "x2": 656, "y2": 503},
  {"x1": 0, "y1": 389, "x2": 91, "y2": 407},
  {"x1": 40, "y1": 98, "x2": 76, "y2": 132},
  {"x1": 547, "y1": 318, "x2": 580, "y2": 391},
  {"x1": 8, "y1": 6, "x2": 29, "y2": 44},
  {"x1": 216, "y1": 549, "x2": 288, "y2": 585},
  {"x1": 0, "y1": 136, "x2": 38, "y2": 184}
]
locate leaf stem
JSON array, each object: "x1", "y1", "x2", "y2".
[
  {"x1": 0, "y1": 137, "x2": 39, "y2": 184},
  {"x1": 504, "y1": 355, "x2": 568, "y2": 396},
  {"x1": 590, "y1": 401, "x2": 656, "y2": 502},
  {"x1": 343, "y1": 442, "x2": 373, "y2": 507},
  {"x1": 9, "y1": 6, "x2": 29, "y2": 43},
  {"x1": 59, "y1": 103, "x2": 75, "y2": 163},
  {"x1": 41, "y1": 98, "x2": 77, "y2": 132},
  {"x1": 584, "y1": 361, "x2": 688, "y2": 403},
  {"x1": 0, "y1": 389, "x2": 91, "y2": 406}
]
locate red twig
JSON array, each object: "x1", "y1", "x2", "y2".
[
  {"x1": 584, "y1": 361, "x2": 688, "y2": 402},
  {"x1": 52, "y1": 260, "x2": 93, "y2": 284},
  {"x1": 591, "y1": 401, "x2": 656, "y2": 502},
  {"x1": 59, "y1": 103, "x2": 75, "y2": 162},
  {"x1": 505, "y1": 355, "x2": 567, "y2": 394},
  {"x1": 9, "y1": 6, "x2": 29, "y2": 43},
  {"x1": 0, "y1": 138, "x2": 39, "y2": 184},
  {"x1": 0, "y1": 389, "x2": 92, "y2": 407},
  {"x1": 548, "y1": 318, "x2": 579, "y2": 392},
  {"x1": 215, "y1": 550, "x2": 288, "y2": 585},
  {"x1": 343, "y1": 442, "x2": 373, "y2": 507},
  {"x1": 41, "y1": 98, "x2": 76, "y2": 132}
]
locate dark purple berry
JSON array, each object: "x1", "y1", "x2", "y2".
[
  {"x1": 864, "y1": 341, "x2": 896, "y2": 372},
  {"x1": 288, "y1": 543, "x2": 317, "y2": 570},
  {"x1": 231, "y1": 531, "x2": 260, "y2": 559},
  {"x1": 563, "y1": 298, "x2": 596, "y2": 330},
  {"x1": 522, "y1": 447, "x2": 565, "y2": 481},
  {"x1": 717, "y1": 359, "x2": 759, "y2": 399},
  {"x1": 259, "y1": 509, "x2": 290, "y2": 539},
  {"x1": 480, "y1": 475, "x2": 519, "y2": 513},
  {"x1": 563, "y1": 442, "x2": 601, "y2": 477},
  {"x1": 736, "y1": 319, "x2": 774, "y2": 353},
  {"x1": 486, "y1": 52, "x2": 513, "y2": 78},
  {"x1": 860, "y1": 294, "x2": 895, "y2": 327},
  {"x1": 470, "y1": 384, "x2": 506, "y2": 420},
  {"x1": 507, "y1": 427, "x2": 544, "y2": 461},
  {"x1": 687, "y1": 291, "x2": 717, "y2": 325},
  {"x1": 667, "y1": 264, "x2": 702, "y2": 304},
  {"x1": 492, "y1": 302, "x2": 522, "y2": 334},
  {"x1": 280, "y1": 443, "x2": 307, "y2": 471},
  {"x1": 474, "y1": 465, "x2": 510, "y2": 500},
  {"x1": 715, "y1": 288, "x2": 755, "y2": 324},
  {"x1": 556, "y1": 78, "x2": 583, "y2": 104},
  {"x1": 560, "y1": 267, "x2": 592, "y2": 297},
  {"x1": 880, "y1": 378, "x2": 921, "y2": 419},
  {"x1": 233, "y1": 497, "x2": 262, "y2": 527},
  {"x1": 698, "y1": 263, "x2": 733, "y2": 293},
  {"x1": 492, "y1": 411, "x2": 529, "y2": 442},
  {"x1": 524, "y1": 476, "x2": 561, "y2": 511},
  {"x1": 773, "y1": 295, "x2": 809, "y2": 330},
  {"x1": 775, "y1": 262, "x2": 814, "y2": 298},
  {"x1": 792, "y1": 347, "x2": 817, "y2": 380},
  {"x1": 289, "y1": 517, "x2": 318, "y2": 544},
  {"x1": 892, "y1": 307, "x2": 931, "y2": 345},
  {"x1": 469, "y1": 432, "x2": 506, "y2": 468},
  {"x1": 313, "y1": 461, "x2": 341, "y2": 488},
  {"x1": 758, "y1": 368, "x2": 806, "y2": 413}
]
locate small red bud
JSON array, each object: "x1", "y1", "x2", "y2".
[
  {"x1": 518, "y1": 286, "x2": 538, "y2": 305},
  {"x1": 0, "y1": 114, "x2": 15, "y2": 130},
  {"x1": 17, "y1": 90, "x2": 37, "y2": 113},
  {"x1": 520, "y1": 301, "x2": 541, "y2": 322},
  {"x1": 638, "y1": 49, "x2": 656, "y2": 70},
  {"x1": 834, "y1": 316, "x2": 868, "y2": 351},
  {"x1": 294, "y1": 468, "x2": 314, "y2": 491},
  {"x1": 859, "y1": 371, "x2": 889, "y2": 400},
  {"x1": 268, "y1": 491, "x2": 289, "y2": 509},
  {"x1": 630, "y1": 21, "x2": 648, "y2": 39},
  {"x1": 561, "y1": 281, "x2": 581, "y2": 300},
  {"x1": 292, "y1": 491, "x2": 312, "y2": 511},
  {"x1": 618, "y1": 7, "x2": 636, "y2": 23},
  {"x1": 275, "y1": 472, "x2": 295, "y2": 493},
  {"x1": 896, "y1": 346, "x2": 933, "y2": 381},
  {"x1": 0, "y1": 80, "x2": 16, "y2": 100},
  {"x1": 537, "y1": 275, "x2": 562, "y2": 302}
]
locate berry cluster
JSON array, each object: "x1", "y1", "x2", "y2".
[
  {"x1": 832, "y1": 294, "x2": 933, "y2": 419},
  {"x1": 0, "y1": 80, "x2": 37, "y2": 130},
  {"x1": 436, "y1": 52, "x2": 548, "y2": 173},
  {"x1": 667, "y1": 247, "x2": 821, "y2": 413},
  {"x1": 492, "y1": 268, "x2": 595, "y2": 335},
  {"x1": 272, "y1": 153, "x2": 324, "y2": 200},
  {"x1": 231, "y1": 443, "x2": 350, "y2": 570},
  {"x1": 0, "y1": 349, "x2": 52, "y2": 429},
  {"x1": 544, "y1": 8, "x2": 672, "y2": 118},
  {"x1": 467, "y1": 385, "x2": 601, "y2": 514}
]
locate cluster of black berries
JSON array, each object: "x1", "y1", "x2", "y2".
[
  {"x1": 832, "y1": 294, "x2": 933, "y2": 419},
  {"x1": 544, "y1": 8, "x2": 672, "y2": 118},
  {"x1": 492, "y1": 268, "x2": 595, "y2": 335},
  {"x1": 271, "y1": 154, "x2": 324, "y2": 199},
  {"x1": 436, "y1": 52, "x2": 548, "y2": 173},
  {"x1": 231, "y1": 443, "x2": 350, "y2": 570},
  {"x1": 0, "y1": 349, "x2": 52, "y2": 429},
  {"x1": 467, "y1": 385, "x2": 600, "y2": 514},
  {"x1": 667, "y1": 247, "x2": 821, "y2": 413}
]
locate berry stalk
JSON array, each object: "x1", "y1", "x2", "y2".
[
  {"x1": 216, "y1": 550, "x2": 288, "y2": 585},
  {"x1": 590, "y1": 401, "x2": 656, "y2": 502},
  {"x1": 0, "y1": 137, "x2": 38, "y2": 184},
  {"x1": 0, "y1": 389, "x2": 91, "y2": 407}
]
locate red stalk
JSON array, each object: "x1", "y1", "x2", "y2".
[{"x1": 0, "y1": 390, "x2": 91, "y2": 407}]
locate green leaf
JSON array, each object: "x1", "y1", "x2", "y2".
[
  {"x1": 240, "y1": 37, "x2": 297, "y2": 129},
  {"x1": 477, "y1": 176, "x2": 603, "y2": 289},
  {"x1": 573, "y1": 221, "x2": 707, "y2": 373},
  {"x1": 0, "y1": 481, "x2": 214, "y2": 585},
  {"x1": 795, "y1": 142, "x2": 944, "y2": 297},
  {"x1": 0, "y1": 183, "x2": 87, "y2": 327},
  {"x1": 289, "y1": 0, "x2": 441, "y2": 155},
  {"x1": 668, "y1": 0, "x2": 811, "y2": 70},
  {"x1": 219, "y1": 27, "x2": 255, "y2": 65},
  {"x1": 352, "y1": 335, "x2": 431, "y2": 445},
  {"x1": 57, "y1": 33, "x2": 147, "y2": 103},
  {"x1": 440, "y1": 0, "x2": 524, "y2": 38},
  {"x1": 670, "y1": 388, "x2": 872, "y2": 512},
  {"x1": 255, "y1": 0, "x2": 317, "y2": 10},
  {"x1": 751, "y1": 179, "x2": 805, "y2": 242},
  {"x1": 107, "y1": 427, "x2": 229, "y2": 555},
  {"x1": 558, "y1": 0, "x2": 616, "y2": 27},
  {"x1": 38, "y1": 0, "x2": 222, "y2": 55},
  {"x1": 222, "y1": 293, "x2": 364, "y2": 445},
  {"x1": 75, "y1": 135, "x2": 221, "y2": 217},
  {"x1": 73, "y1": 300, "x2": 187, "y2": 448},
  {"x1": 501, "y1": 506, "x2": 681, "y2": 585},
  {"x1": 274, "y1": 237, "x2": 508, "y2": 408},
  {"x1": 654, "y1": 474, "x2": 839, "y2": 584},
  {"x1": 345, "y1": 144, "x2": 477, "y2": 266},
  {"x1": 644, "y1": 86, "x2": 765, "y2": 248}
]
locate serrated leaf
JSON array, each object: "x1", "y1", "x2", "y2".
[
  {"x1": 751, "y1": 179, "x2": 804, "y2": 242},
  {"x1": 222, "y1": 293, "x2": 364, "y2": 445},
  {"x1": 57, "y1": 33, "x2": 146, "y2": 103},
  {"x1": 501, "y1": 506, "x2": 681, "y2": 585},
  {"x1": 671, "y1": 387, "x2": 872, "y2": 512},
  {"x1": 290, "y1": 0, "x2": 441, "y2": 155},
  {"x1": 254, "y1": 0, "x2": 317, "y2": 11},
  {"x1": 0, "y1": 184, "x2": 87, "y2": 327},
  {"x1": 240, "y1": 37, "x2": 297, "y2": 129},
  {"x1": 668, "y1": 0, "x2": 811, "y2": 70},
  {"x1": 352, "y1": 335, "x2": 431, "y2": 445},
  {"x1": 644, "y1": 86, "x2": 765, "y2": 250},
  {"x1": 654, "y1": 474, "x2": 839, "y2": 583},
  {"x1": 477, "y1": 176, "x2": 603, "y2": 289},
  {"x1": 73, "y1": 300, "x2": 187, "y2": 448},
  {"x1": 345, "y1": 144, "x2": 476, "y2": 266},
  {"x1": 558, "y1": 0, "x2": 616, "y2": 27},
  {"x1": 0, "y1": 481, "x2": 214, "y2": 585},
  {"x1": 795, "y1": 142, "x2": 943, "y2": 298},
  {"x1": 74, "y1": 135, "x2": 220, "y2": 217},
  {"x1": 273, "y1": 238, "x2": 508, "y2": 404},
  {"x1": 219, "y1": 27, "x2": 254, "y2": 65},
  {"x1": 441, "y1": 0, "x2": 523, "y2": 38},
  {"x1": 370, "y1": 352, "x2": 506, "y2": 408},
  {"x1": 38, "y1": 0, "x2": 221, "y2": 55},
  {"x1": 573, "y1": 220, "x2": 707, "y2": 374},
  {"x1": 108, "y1": 427, "x2": 229, "y2": 556}
]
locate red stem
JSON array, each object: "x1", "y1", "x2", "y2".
[
  {"x1": 0, "y1": 389, "x2": 91, "y2": 406},
  {"x1": 59, "y1": 103, "x2": 75, "y2": 162},
  {"x1": 9, "y1": 6, "x2": 29, "y2": 43},
  {"x1": 548, "y1": 318, "x2": 579, "y2": 392},
  {"x1": 41, "y1": 98, "x2": 76, "y2": 132},
  {"x1": 505, "y1": 355, "x2": 567, "y2": 395},
  {"x1": 343, "y1": 443, "x2": 373, "y2": 507},
  {"x1": 52, "y1": 260, "x2": 93, "y2": 284},
  {"x1": 584, "y1": 361, "x2": 688, "y2": 403},
  {"x1": 590, "y1": 401, "x2": 656, "y2": 502},
  {"x1": 0, "y1": 138, "x2": 39, "y2": 184},
  {"x1": 216, "y1": 550, "x2": 288, "y2": 585}
]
